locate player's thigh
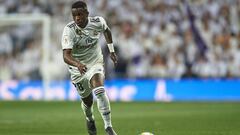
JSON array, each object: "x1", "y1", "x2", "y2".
[
  {"x1": 87, "y1": 63, "x2": 105, "y2": 88},
  {"x1": 90, "y1": 73, "x2": 104, "y2": 88}
]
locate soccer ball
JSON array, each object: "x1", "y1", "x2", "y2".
[{"x1": 140, "y1": 132, "x2": 154, "y2": 135}]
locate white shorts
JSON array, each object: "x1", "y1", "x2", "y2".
[{"x1": 72, "y1": 63, "x2": 105, "y2": 98}]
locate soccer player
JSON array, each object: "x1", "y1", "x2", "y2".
[{"x1": 61, "y1": 1, "x2": 118, "y2": 135}]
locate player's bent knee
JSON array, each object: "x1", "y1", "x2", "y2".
[{"x1": 90, "y1": 73, "x2": 104, "y2": 88}]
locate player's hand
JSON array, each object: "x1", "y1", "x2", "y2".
[
  {"x1": 76, "y1": 63, "x2": 87, "y2": 74},
  {"x1": 110, "y1": 52, "x2": 118, "y2": 67}
]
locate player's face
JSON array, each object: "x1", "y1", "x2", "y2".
[{"x1": 72, "y1": 8, "x2": 89, "y2": 28}]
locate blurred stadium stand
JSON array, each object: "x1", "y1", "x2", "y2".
[{"x1": 0, "y1": 0, "x2": 239, "y2": 81}]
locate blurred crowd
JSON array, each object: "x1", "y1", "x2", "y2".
[{"x1": 0, "y1": 0, "x2": 239, "y2": 81}]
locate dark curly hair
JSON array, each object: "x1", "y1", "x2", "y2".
[{"x1": 71, "y1": 1, "x2": 87, "y2": 10}]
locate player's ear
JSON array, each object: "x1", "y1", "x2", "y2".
[{"x1": 83, "y1": 9, "x2": 89, "y2": 15}]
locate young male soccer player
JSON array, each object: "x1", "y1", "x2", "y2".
[{"x1": 61, "y1": 1, "x2": 118, "y2": 135}]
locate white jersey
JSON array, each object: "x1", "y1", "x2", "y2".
[{"x1": 61, "y1": 16, "x2": 108, "y2": 82}]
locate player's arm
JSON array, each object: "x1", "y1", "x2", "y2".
[
  {"x1": 61, "y1": 26, "x2": 87, "y2": 74},
  {"x1": 63, "y1": 49, "x2": 87, "y2": 74},
  {"x1": 103, "y1": 27, "x2": 118, "y2": 66}
]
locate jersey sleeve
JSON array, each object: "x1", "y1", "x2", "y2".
[
  {"x1": 61, "y1": 26, "x2": 74, "y2": 49},
  {"x1": 98, "y1": 16, "x2": 109, "y2": 32}
]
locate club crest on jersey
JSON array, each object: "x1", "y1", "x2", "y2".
[
  {"x1": 93, "y1": 30, "x2": 98, "y2": 36},
  {"x1": 75, "y1": 29, "x2": 83, "y2": 35}
]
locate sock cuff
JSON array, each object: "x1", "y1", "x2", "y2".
[
  {"x1": 92, "y1": 86, "x2": 104, "y2": 92},
  {"x1": 93, "y1": 86, "x2": 105, "y2": 96}
]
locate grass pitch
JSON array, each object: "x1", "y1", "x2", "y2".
[{"x1": 0, "y1": 101, "x2": 240, "y2": 135}]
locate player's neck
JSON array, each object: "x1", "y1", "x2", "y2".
[{"x1": 77, "y1": 19, "x2": 89, "y2": 29}]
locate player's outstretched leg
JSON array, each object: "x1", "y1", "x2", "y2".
[
  {"x1": 93, "y1": 87, "x2": 117, "y2": 135},
  {"x1": 81, "y1": 93, "x2": 97, "y2": 135},
  {"x1": 91, "y1": 74, "x2": 117, "y2": 135}
]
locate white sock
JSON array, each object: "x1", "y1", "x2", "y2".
[
  {"x1": 81, "y1": 102, "x2": 94, "y2": 121},
  {"x1": 94, "y1": 87, "x2": 112, "y2": 129}
]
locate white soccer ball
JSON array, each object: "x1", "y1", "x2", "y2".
[{"x1": 140, "y1": 132, "x2": 154, "y2": 135}]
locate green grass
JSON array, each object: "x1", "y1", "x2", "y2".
[{"x1": 0, "y1": 101, "x2": 240, "y2": 135}]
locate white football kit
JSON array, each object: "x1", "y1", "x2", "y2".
[{"x1": 61, "y1": 16, "x2": 108, "y2": 98}]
